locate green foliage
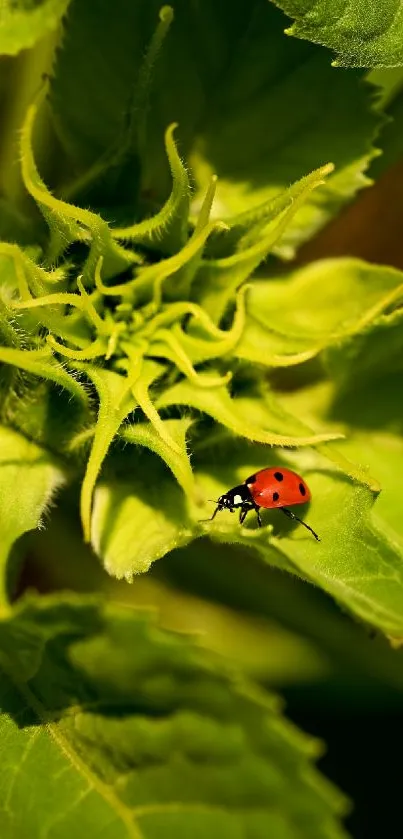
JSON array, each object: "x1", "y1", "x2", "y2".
[
  {"x1": 0, "y1": 0, "x2": 71, "y2": 55},
  {"x1": 270, "y1": 0, "x2": 403, "y2": 68},
  {"x1": 0, "y1": 596, "x2": 349, "y2": 839},
  {"x1": 0, "y1": 426, "x2": 65, "y2": 601},
  {"x1": 48, "y1": 0, "x2": 381, "y2": 252},
  {"x1": 0, "y1": 0, "x2": 403, "y2": 834}
]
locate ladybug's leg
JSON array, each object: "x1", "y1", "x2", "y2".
[
  {"x1": 281, "y1": 508, "x2": 320, "y2": 542},
  {"x1": 239, "y1": 507, "x2": 249, "y2": 525},
  {"x1": 254, "y1": 505, "x2": 262, "y2": 527}
]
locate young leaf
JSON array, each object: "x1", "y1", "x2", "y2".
[
  {"x1": 20, "y1": 91, "x2": 138, "y2": 273},
  {"x1": 157, "y1": 376, "x2": 343, "y2": 448},
  {"x1": 0, "y1": 426, "x2": 65, "y2": 606},
  {"x1": 121, "y1": 417, "x2": 194, "y2": 497},
  {"x1": 76, "y1": 365, "x2": 139, "y2": 543},
  {"x1": 270, "y1": 0, "x2": 403, "y2": 68},
  {"x1": 113, "y1": 122, "x2": 191, "y2": 255},
  {"x1": 91, "y1": 468, "x2": 197, "y2": 579},
  {"x1": 0, "y1": 346, "x2": 89, "y2": 407},
  {"x1": 0, "y1": 595, "x2": 349, "y2": 838}
]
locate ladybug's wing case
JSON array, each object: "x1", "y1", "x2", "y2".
[{"x1": 245, "y1": 467, "x2": 311, "y2": 509}]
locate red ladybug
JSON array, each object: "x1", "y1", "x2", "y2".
[{"x1": 206, "y1": 467, "x2": 319, "y2": 541}]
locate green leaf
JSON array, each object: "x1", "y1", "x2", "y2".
[
  {"x1": 26, "y1": 510, "x2": 331, "y2": 687},
  {"x1": 368, "y1": 75, "x2": 403, "y2": 177},
  {"x1": 325, "y1": 308, "x2": 403, "y2": 390},
  {"x1": 157, "y1": 375, "x2": 343, "y2": 448},
  {"x1": 91, "y1": 466, "x2": 196, "y2": 579},
  {"x1": 121, "y1": 417, "x2": 194, "y2": 497},
  {"x1": 88, "y1": 380, "x2": 343, "y2": 581},
  {"x1": 20, "y1": 90, "x2": 138, "y2": 272},
  {"x1": 76, "y1": 365, "x2": 139, "y2": 544},
  {"x1": 0, "y1": 345, "x2": 90, "y2": 407},
  {"x1": 236, "y1": 258, "x2": 403, "y2": 367},
  {"x1": 262, "y1": 370, "x2": 403, "y2": 638},
  {"x1": 113, "y1": 122, "x2": 191, "y2": 255},
  {"x1": 162, "y1": 539, "x2": 403, "y2": 695},
  {"x1": 0, "y1": 426, "x2": 65, "y2": 605},
  {"x1": 0, "y1": 0, "x2": 70, "y2": 56},
  {"x1": 188, "y1": 3, "x2": 381, "y2": 255},
  {"x1": 49, "y1": 0, "x2": 380, "y2": 252},
  {"x1": 190, "y1": 439, "x2": 403, "y2": 637},
  {"x1": 270, "y1": 0, "x2": 403, "y2": 68},
  {"x1": 0, "y1": 595, "x2": 349, "y2": 837},
  {"x1": 305, "y1": 366, "x2": 403, "y2": 558}
]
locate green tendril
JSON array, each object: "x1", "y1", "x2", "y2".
[
  {"x1": 47, "y1": 335, "x2": 107, "y2": 361},
  {"x1": 150, "y1": 328, "x2": 232, "y2": 388},
  {"x1": 112, "y1": 122, "x2": 190, "y2": 251},
  {"x1": 133, "y1": 6, "x2": 174, "y2": 155},
  {"x1": 76, "y1": 278, "x2": 109, "y2": 335}
]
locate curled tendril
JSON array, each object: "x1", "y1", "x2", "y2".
[
  {"x1": 47, "y1": 335, "x2": 107, "y2": 361},
  {"x1": 149, "y1": 328, "x2": 232, "y2": 388},
  {"x1": 141, "y1": 300, "x2": 224, "y2": 339}
]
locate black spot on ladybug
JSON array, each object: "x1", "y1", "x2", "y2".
[
  {"x1": 246, "y1": 474, "x2": 256, "y2": 484},
  {"x1": 274, "y1": 471, "x2": 283, "y2": 482},
  {"x1": 299, "y1": 483, "x2": 306, "y2": 496},
  {"x1": 273, "y1": 491, "x2": 280, "y2": 502}
]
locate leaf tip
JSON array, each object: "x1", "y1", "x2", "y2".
[
  {"x1": 160, "y1": 5, "x2": 174, "y2": 24},
  {"x1": 321, "y1": 162, "x2": 335, "y2": 177}
]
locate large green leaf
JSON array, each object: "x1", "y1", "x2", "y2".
[
  {"x1": 0, "y1": 0, "x2": 70, "y2": 55},
  {"x1": 190, "y1": 441, "x2": 403, "y2": 638},
  {"x1": 25, "y1": 508, "x2": 333, "y2": 687},
  {"x1": 0, "y1": 425, "x2": 65, "y2": 605},
  {"x1": 270, "y1": 0, "x2": 403, "y2": 68},
  {"x1": 49, "y1": 0, "x2": 380, "y2": 253},
  {"x1": 237, "y1": 258, "x2": 403, "y2": 367},
  {"x1": 0, "y1": 595, "x2": 349, "y2": 838}
]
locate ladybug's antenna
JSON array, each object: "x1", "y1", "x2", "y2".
[
  {"x1": 199, "y1": 503, "x2": 221, "y2": 523},
  {"x1": 281, "y1": 508, "x2": 320, "y2": 542}
]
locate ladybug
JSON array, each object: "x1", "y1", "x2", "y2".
[{"x1": 206, "y1": 467, "x2": 320, "y2": 541}]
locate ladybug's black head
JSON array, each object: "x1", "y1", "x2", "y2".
[
  {"x1": 201, "y1": 484, "x2": 254, "y2": 524},
  {"x1": 217, "y1": 484, "x2": 252, "y2": 510}
]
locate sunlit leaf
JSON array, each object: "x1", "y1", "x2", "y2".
[
  {"x1": 20, "y1": 91, "x2": 138, "y2": 273},
  {"x1": 121, "y1": 417, "x2": 194, "y2": 496},
  {"x1": 0, "y1": 426, "x2": 65, "y2": 605},
  {"x1": 0, "y1": 0, "x2": 71, "y2": 56},
  {"x1": 190, "y1": 438, "x2": 403, "y2": 638},
  {"x1": 0, "y1": 345, "x2": 89, "y2": 406},
  {"x1": 237, "y1": 258, "x2": 403, "y2": 366},
  {"x1": 76, "y1": 365, "x2": 139, "y2": 543},
  {"x1": 270, "y1": 0, "x2": 403, "y2": 68},
  {"x1": 157, "y1": 376, "x2": 343, "y2": 448},
  {"x1": 0, "y1": 595, "x2": 349, "y2": 838},
  {"x1": 91, "y1": 467, "x2": 196, "y2": 579}
]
